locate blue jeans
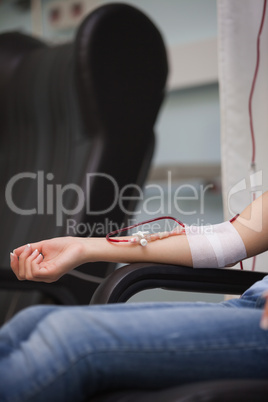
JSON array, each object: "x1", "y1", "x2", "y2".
[{"x1": 1, "y1": 276, "x2": 268, "y2": 401}]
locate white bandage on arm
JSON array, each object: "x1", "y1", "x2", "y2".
[{"x1": 186, "y1": 221, "x2": 247, "y2": 268}]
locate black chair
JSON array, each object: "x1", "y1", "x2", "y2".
[
  {"x1": 91, "y1": 263, "x2": 267, "y2": 304},
  {"x1": 90, "y1": 263, "x2": 268, "y2": 401},
  {"x1": 0, "y1": 3, "x2": 168, "y2": 320}
]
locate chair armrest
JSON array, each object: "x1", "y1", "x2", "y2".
[{"x1": 90, "y1": 263, "x2": 267, "y2": 304}]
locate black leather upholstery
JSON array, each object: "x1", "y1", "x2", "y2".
[{"x1": 0, "y1": 3, "x2": 168, "y2": 310}]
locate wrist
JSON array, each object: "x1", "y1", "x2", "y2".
[{"x1": 79, "y1": 237, "x2": 107, "y2": 264}]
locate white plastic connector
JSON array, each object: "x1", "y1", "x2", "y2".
[
  {"x1": 132, "y1": 231, "x2": 150, "y2": 246},
  {"x1": 140, "y1": 238, "x2": 148, "y2": 247}
]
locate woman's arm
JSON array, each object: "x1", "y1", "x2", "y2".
[
  {"x1": 231, "y1": 191, "x2": 268, "y2": 258},
  {"x1": 10, "y1": 233, "x2": 192, "y2": 283},
  {"x1": 10, "y1": 191, "x2": 268, "y2": 283}
]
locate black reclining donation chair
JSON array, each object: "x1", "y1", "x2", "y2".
[
  {"x1": 0, "y1": 3, "x2": 168, "y2": 320},
  {"x1": 90, "y1": 265, "x2": 268, "y2": 401}
]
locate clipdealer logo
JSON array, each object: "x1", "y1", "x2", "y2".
[
  {"x1": 5, "y1": 171, "x2": 119, "y2": 226},
  {"x1": 5, "y1": 170, "x2": 214, "y2": 228}
]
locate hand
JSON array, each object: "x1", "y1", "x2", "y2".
[
  {"x1": 260, "y1": 291, "x2": 268, "y2": 330},
  {"x1": 10, "y1": 237, "x2": 88, "y2": 283}
]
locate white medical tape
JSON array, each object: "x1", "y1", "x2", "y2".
[{"x1": 186, "y1": 221, "x2": 247, "y2": 268}]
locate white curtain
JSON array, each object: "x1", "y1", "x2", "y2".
[{"x1": 218, "y1": 0, "x2": 268, "y2": 271}]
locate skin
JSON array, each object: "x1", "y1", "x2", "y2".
[{"x1": 10, "y1": 191, "x2": 268, "y2": 328}]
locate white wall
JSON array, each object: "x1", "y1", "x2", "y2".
[
  {"x1": 154, "y1": 84, "x2": 220, "y2": 167},
  {"x1": 0, "y1": 1, "x2": 32, "y2": 33},
  {"x1": 218, "y1": 0, "x2": 268, "y2": 272}
]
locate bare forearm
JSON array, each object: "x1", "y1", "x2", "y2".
[
  {"x1": 85, "y1": 191, "x2": 268, "y2": 267},
  {"x1": 83, "y1": 235, "x2": 193, "y2": 266},
  {"x1": 11, "y1": 191, "x2": 268, "y2": 283}
]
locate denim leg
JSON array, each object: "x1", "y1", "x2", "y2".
[
  {"x1": 0, "y1": 299, "x2": 268, "y2": 402},
  {"x1": 223, "y1": 273, "x2": 268, "y2": 309},
  {"x1": 0, "y1": 305, "x2": 58, "y2": 358}
]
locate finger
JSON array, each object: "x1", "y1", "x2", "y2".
[
  {"x1": 18, "y1": 244, "x2": 32, "y2": 280},
  {"x1": 260, "y1": 292, "x2": 268, "y2": 330},
  {"x1": 13, "y1": 244, "x2": 29, "y2": 257},
  {"x1": 10, "y1": 252, "x2": 19, "y2": 277},
  {"x1": 13, "y1": 240, "x2": 43, "y2": 257},
  {"x1": 24, "y1": 249, "x2": 41, "y2": 280},
  {"x1": 31, "y1": 245, "x2": 78, "y2": 283},
  {"x1": 31, "y1": 255, "x2": 54, "y2": 282}
]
